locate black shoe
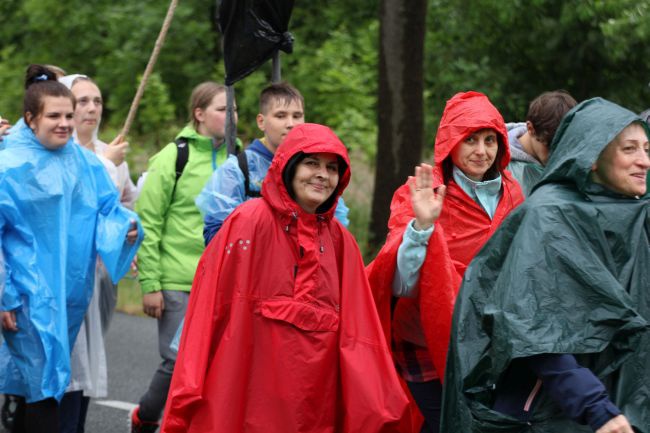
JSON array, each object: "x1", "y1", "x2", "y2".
[{"x1": 1, "y1": 394, "x2": 18, "y2": 431}]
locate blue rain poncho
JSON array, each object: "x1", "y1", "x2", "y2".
[{"x1": 0, "y1": 126, "x2": 143, "y2": 403}]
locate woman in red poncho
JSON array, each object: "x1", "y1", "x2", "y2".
[
  {"x1": 161, "y1": 123, "x2": 408, "y2": 433},
  {"x1": 367, "y1": 92, "x2": 524, "y2": 433}
]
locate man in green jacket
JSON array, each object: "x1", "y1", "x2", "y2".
[{"x1": 130, "y1": 82, "x2": 235, "y2": 433}]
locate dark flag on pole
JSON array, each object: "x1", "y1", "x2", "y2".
[{"x1": 218, "y1": 0, "x2": 295, "y2": 86}]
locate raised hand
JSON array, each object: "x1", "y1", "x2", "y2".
[
  {"x1": 408, "y1": 163, "x2": 446, "y2": 231},
  {"x1": 104, "y1": 134, "x2": 129, "y2": 166}
]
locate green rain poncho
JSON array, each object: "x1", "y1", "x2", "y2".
[{"x1": 441, "y1": 98, "x2": 650, "y2": 433}]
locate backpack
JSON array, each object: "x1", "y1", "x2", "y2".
[
  {"x1": 136, "y1": 137, "x2": 241, "y2": 199},
  {"x1": 236, "y1": 151, "x2": 262, "y2": 198},
  {"x1": 135, "y1": 137, "x2": 190, "y2": 198},
  {"x1": 170, "y1": 137, "x2": 189, "y2": 198}
]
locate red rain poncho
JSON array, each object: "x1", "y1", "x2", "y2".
[
  {"x1": 367, "y1": 92, "x2": 524, "y2": 431},
  {"x1": 162, "y1": 123, "x2": 408, "y2": 433}
]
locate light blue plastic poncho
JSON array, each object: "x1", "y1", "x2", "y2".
[{"x1": 0, "y1": 125, "x2": 143, "y2": 403}]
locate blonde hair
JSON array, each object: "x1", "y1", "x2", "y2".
[
  {"x1": 189, "y1": 82, "x2": 227, "y2": 129},
  {"x1": 44, "y1": 64, "x2": 67, "y2": 79}
]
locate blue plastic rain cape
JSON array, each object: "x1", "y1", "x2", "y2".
[{"x1": 0, "y1": 126, "x2": 143, "y2": 403}]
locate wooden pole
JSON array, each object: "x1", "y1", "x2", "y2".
[{"x1": 120, "y1": 0, "x2": 179, "y2": 137}]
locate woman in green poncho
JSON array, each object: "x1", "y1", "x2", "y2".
[{"x1": 442, "y1": 98, "x2": 649, "y2": 433}]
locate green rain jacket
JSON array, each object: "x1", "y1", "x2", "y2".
[
  {"x1": 136, "y1": 126, "x2": 230, "y2": 294},
  {"x1": 442, "y1": 98, "x2": 650, "y2": 433}
]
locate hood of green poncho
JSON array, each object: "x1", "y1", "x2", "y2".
[{"x1": 535, "y1": 97, "x2": 650, "y2": 196}]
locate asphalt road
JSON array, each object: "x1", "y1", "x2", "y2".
[
  {"x1": 1, "y1": 312, "x2": 161, "y2": 433},
  {"x1": 86, "y1": 312, "x2": 160, "y2": 433}
]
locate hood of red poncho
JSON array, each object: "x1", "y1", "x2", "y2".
[
  {"x1": 261, "y1": 123, "x2": 351, "y2": 220},
  {"x1": 434, "y1": 91, "x2": 510, "y2": 174}
]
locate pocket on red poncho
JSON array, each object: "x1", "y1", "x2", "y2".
[{"x1": 259, "y1": 299, "x2": 339, "y2": 332}]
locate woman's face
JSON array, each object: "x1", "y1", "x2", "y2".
[
  {"x1": 71, "y1": 80, "x2": 103, "y2": 137},
  {"x1": 291, "y1": 153, "x2": 340, "y2": 214},
  {"x1": 591, "y1": 123, "x2": 650, "y2": 197},
  {"x1": 450, "y1": 128, "x2": 499, "y2": 181},
  {"x1": 195, "y1": 91, "x2": 232, "y2": 139},
  {"x1": 27, "y1": 96, "x2": 74, "y2": 150}
]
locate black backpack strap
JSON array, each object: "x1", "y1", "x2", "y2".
[
  {"x1": 171, "y1": 137, "x2": 190, "y2": 199},
  {"x1": 237, "y1": 151, "x2": 261, "y2": 198}
]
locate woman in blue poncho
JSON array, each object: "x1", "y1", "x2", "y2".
[{"x1": 0, "y1": 65, "x2": 142, "y2": 432}]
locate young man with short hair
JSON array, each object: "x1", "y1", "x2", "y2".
[
  {"x1": 506, "y1": 90, "x2": 577, "y2": 196},
  {"x1": 197, "y1": 82, "x2": 349, "y2": 245}
]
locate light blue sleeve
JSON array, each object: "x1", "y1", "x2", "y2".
[
  {"x1": 333, "y1": 197, "x2": 350, "y2": 227},
  {"x1": 93, "y1": 160, "x2": 144, "y2": 284},
  {"x1": 392, "y1": 219, "x2": 434, "y2": 298},
  {"x1": 0, "y1": 225, "x2": 18, "y2": 312},
  {"x1": 195, "y1": 155, "x2": 247, "y2": 245},
  {"x1": 0, "y1": 190, "x2": 20, "y2": 312}
]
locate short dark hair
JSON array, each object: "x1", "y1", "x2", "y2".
[
  {"x1": 526, "y1": 90, "x2": 577, "y2": 145},
  {"x1": 23, "y1": 64, "x2": 75, "y2": 123},
  {"x1": 259, "y1": 82, "x2": 304, "y2": 114}
]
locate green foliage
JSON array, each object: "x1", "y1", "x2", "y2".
[
  {"x1": 230, "y1": 69, "x2": 269, "y2": 144},
  {"x1": 424, "y1": 0, "x2": 650, "y2": 134},
  {"x1": 0, "y1": 46, "x2": 24, "y2": 119},
  {"x1": 2, "y1": 0, "x2": 649, "y2": 254},
  {"x1": 129, "y1": 72, "x2": 176, "y2": 146},
  {"x1": 290, "y1": 21, "x2": 379, "y2": 157}
]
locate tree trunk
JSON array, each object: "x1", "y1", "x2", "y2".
[{"x1": 368, "y1": 0, "x2": 427, "y2": 256}]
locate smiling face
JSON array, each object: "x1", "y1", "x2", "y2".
[
  {"x1": 291, "y1": 153, "x2": 340, "y2": 213},
  {"x1": 71, "y1": 80, "x2": 103, "y2": 139},
  {"x1": 591, "y1": 123, "x2": 650, "y2": 197},
  {"x1": 450, "y1": 128, "x2": 499, "y2": 181},
  {"x1": 27, "y1": 96, "x2": 74, "y2": 150},
  {"x1": 195, "y1": 91, "x2": 231, "y2": 140}
]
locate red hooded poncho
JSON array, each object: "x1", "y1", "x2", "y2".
[
  {"x1": 162, "y1": 123, "x2": 408, "y2": 433},
  {"x1": 367, "y1": 92, "x2": 524, "y2": 430}
]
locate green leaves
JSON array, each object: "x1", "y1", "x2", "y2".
[{"x1": 1, "y1": 0, "x2": 648, "y2": 163}]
